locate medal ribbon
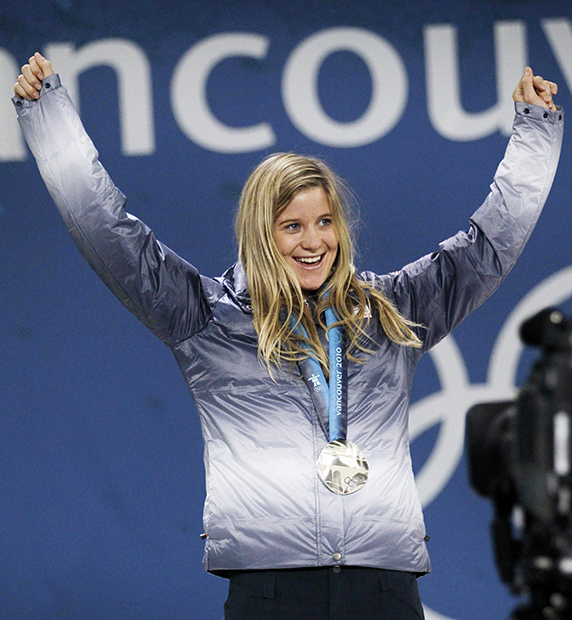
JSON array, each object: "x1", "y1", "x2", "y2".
[{"x1": 292, "y1": 306, "x2": 347, "y2": 442}]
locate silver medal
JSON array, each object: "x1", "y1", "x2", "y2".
[{"x1": 317, "y1": 439, "x2": 369, "y2": 494}]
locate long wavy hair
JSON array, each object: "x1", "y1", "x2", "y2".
[{"x1": 235, "y1": 153, "x2": 422, "y2": 378}]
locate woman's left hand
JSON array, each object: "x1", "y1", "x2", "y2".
[{"x1": 513, "y1": 66, "x2": 558, "y2": 110}]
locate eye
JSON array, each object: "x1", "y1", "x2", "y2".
[
  {"x1": 286, "y1": 222, "x2": 300, "y2": 231},
  {"x1": 319, "y1": 217, "x2": 332, "y2": 227}
]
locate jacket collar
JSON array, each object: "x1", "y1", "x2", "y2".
[{"x1": 221, "y1": 262, "x2": 252, "y2": 312}]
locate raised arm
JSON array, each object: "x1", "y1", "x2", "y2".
[
  {"x1": 13, "y1": 54, "x2": 215, "y2": 345},
  {"x1": 369, "y1": 67, "x2": 564, "y2": 350}
]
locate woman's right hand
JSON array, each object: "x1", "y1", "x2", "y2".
[{"x1": 14, "y1": 52, "x2": 55, "y2": 100}]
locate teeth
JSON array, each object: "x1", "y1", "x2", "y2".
[{"x1": 297, "y1": 256, "x2": 322, "y2": 264}]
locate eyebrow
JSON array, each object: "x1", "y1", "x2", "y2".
[{"x1": 275, "y1": 212, "x2": 332, "y2": 226}]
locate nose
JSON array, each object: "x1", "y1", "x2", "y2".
[{"x1": 301, "y1": 225, "x2": 321, "y2": 251}]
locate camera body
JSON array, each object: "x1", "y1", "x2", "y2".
[{"x1": 466, "y1": 308, "x2": 572, "y2": 617}]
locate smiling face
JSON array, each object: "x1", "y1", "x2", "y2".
[{"x1": 274, "y1": 186, "x2": 339, "y2": 294}]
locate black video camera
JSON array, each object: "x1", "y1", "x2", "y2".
[{"x1": 466, "y1": 308, "x2": 572, "y2": 619}]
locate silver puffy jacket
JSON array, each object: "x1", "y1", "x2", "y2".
[{"x1": 14, "y1": 75, "x2": 563, "y2": 574}]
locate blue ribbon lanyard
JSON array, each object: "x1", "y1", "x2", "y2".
[{"x1": 292, "y1": 307, "x2": 346, "y2": 442}]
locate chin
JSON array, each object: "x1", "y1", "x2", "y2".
[{"x1": 299, "y1": 279, "x2": 326, "y2": 294}]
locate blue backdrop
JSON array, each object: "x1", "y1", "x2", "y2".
[{"x1": 1, "y1": 1, "x2": 571, "y2": 619}]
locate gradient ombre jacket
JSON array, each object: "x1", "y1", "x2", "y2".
[{"x1": 14, "y1": 76, "x2": 564, "y2": 575}]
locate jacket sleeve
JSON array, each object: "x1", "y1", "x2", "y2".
[
  {"x1": 13, "y1": 75, "x2": 213, "y2": 346},
  {"x1": 365, "y1": 102, "x2": 564, "y2": 352}
]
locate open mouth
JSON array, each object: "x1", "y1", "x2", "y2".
[{"x1": 294, "y1": 254, "x2": 325, "y2": 267}]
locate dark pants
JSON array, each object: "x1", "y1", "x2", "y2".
[{"x1": 224, "y1": 566, "x2": 425, "y2": 620}]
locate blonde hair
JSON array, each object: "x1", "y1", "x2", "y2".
[{"x1": 235, "y1": 153, "x2": 422, "y2": 378}]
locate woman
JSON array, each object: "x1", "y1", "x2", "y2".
[{"x1": 14, "y1": 53, "x2": 563, "y2": 619}]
